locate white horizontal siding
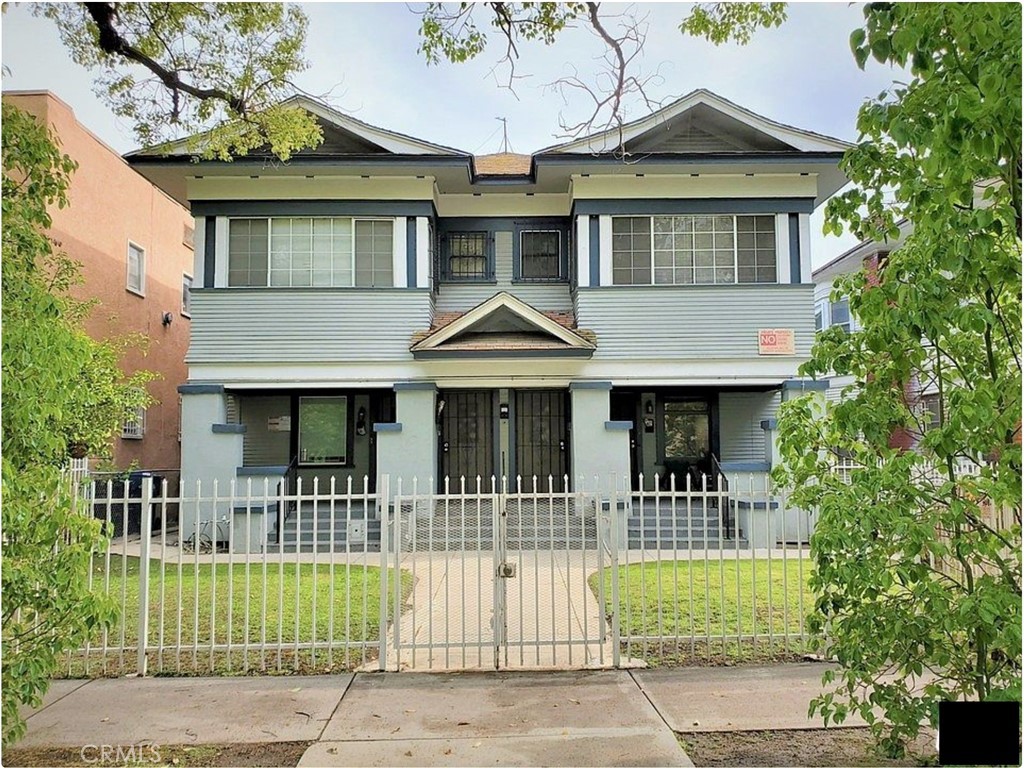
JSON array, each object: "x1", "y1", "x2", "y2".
[
  {"x1": 719, "y1": 391, "x2": 781, "y2": 462},
  {"x1": 575, "y1": 285, "x2": 814, "y2": 359},
  {"x1": 187, "y1": 289, "x2": 431, "y2": 364}
]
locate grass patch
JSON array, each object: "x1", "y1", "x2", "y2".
[
  {"x1": 60, "y1": 555, "x2": 411, "y2": 677},
  {"x1": 589, "y1": 557, "x2": 817, "y2": 666}
]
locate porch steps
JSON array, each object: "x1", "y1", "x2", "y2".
[
  {"x1": 627, "y1": 502, "x2": 746, "y2": 550},
  {"x1": 267, "y1": 504, "x2": 383, "y2": 553}
]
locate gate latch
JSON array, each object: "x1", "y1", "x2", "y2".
[{"x1": 497, "y1": 562, "x2": 516, "y2": 578}]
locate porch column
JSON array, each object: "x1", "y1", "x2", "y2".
[
  {"x1": 178, "y1": 384, "x2": 243, "y2": 537},
  {"x1": 569, "y1": 382, "x2": 631, "y2": 494},
  {"x1": 376, "y1": 382, "x2": 437, "y2": 493}
]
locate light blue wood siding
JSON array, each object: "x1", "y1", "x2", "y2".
[
  {"x1": 435, "y1": 231, "x2": 572, "y2": 312},
  {"x1": 187, "y1": 289, "x2": 431, "y2": 363},
  {"x1": 719, "y1": 391, "x2": 781, "y2": 462},
  {"x1": 574, "y1": 284, "x2": 814, "y2": 359}
]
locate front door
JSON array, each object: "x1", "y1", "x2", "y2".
[
  {"x1": 514, "y1": 389, "x2": 569, "y2": 491},
  {"x1": 440, "y1": 390, "x2": 495, "y2": 486}
]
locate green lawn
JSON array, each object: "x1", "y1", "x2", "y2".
[
  {"x1": 65, "y1": 555, "x2": 411, "y2": 676},
  {"x1": 589, "y1": 557, "x2": 817, "y2": 664}
]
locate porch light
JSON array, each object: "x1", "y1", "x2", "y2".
[{"x1": 356, "y1": 407, "x2": 367, "y2": 436}]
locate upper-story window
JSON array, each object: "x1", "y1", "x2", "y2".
[
  {"x1": 814, "y1": 299, "x2": 827, "y2": 332},
  {"x1": 444, "y1": 232, "x2": 490, "y2": 281},
  {"x1": 126, "y1": 241, "x2": 146, "y2": 296},
  {"x1": 611, "y1": 215, "x2": 776, "y2": 286},
  {"x1": 830, "y1": 297, "x2": 851, "y2": 332},
  {"x1": 520, "y1": 230, "x2": 562, "y2": 280},
  {"x1": 227, "y1": 217, "x2": 393, "y2": 287}
]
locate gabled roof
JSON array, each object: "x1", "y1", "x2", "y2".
[
  {"x1": 410, "y1": 292, "x2": 596, "y2": 358},
  {"x1": 537, "y1": 89, "x2": 851, "y2": 155},
  {"x1": 127, "y1": 94, "x2": 468, "y2": 158}
]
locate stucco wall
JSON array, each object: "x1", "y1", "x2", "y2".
[{"x1": 6, "y1": 92, "x2": 194, "y2": 470}]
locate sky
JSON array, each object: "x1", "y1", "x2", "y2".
[{"x1": 1, "y1": 1, "x2": 907, "y2": 266}]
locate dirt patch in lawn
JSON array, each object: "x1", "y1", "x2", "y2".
[
  {"x1": 679, "y1": 728, "x2": 938, "y2": 767},
  {"x1": 2, "y1": 741, "x2": 311, "y2": 767}
]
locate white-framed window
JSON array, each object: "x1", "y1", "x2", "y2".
[
  {"x1": 814, "y1": 299, "x2": 828, "y2": 332},
  {"x1": 181, "y1": 273, "x2": 193, "y2": 316},
  {"x1": 227, "y1": 217, "x2": 394, "y2": 287},
  {"x1": 126, "y1": 241, "x2": 146, "y2": 296},
  {"x1": 122, "y1": 407, "x2": 146, "y2": 439},
  {"x1": 520, "y1": 230, "x2": 562, "y2": 280},
  {"x1": 830, "y1": 297, "x2": 851, "y2": 332},
  {"x1": 920, "y1": 393, "x2": 941, "y2": 432},
  {"x1": 298, "y1": 396, "x2": 349, "y2": 465},
  {"x1": 611, "y1": 214, "x2": 776, "y2": 286}
]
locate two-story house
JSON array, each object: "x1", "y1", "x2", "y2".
[{"x1": 128, "y1": 88, "x2": 848, "y2": 549}]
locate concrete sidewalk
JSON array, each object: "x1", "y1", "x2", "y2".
[{"x1": 18, "y1": 663, "x2": 847, "y2": 766}]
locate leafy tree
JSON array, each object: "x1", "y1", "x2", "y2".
[
  {"x1": 1, "y1": 102, "x2": 152, "y2": 745},
  {"x1": 773, "y1": 3, "x2": 1021, "y2": 757},
  {"x1": 37, "y1": 3, "x2": 322, "y2": 159}
]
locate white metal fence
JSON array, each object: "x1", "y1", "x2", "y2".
[{"x1": 61, "y1": 471, "x2": 823, "y2": 676}]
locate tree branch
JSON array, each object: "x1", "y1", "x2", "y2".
[{"x1": 83, "y1": 2, "x2": 248, "y2": 116}]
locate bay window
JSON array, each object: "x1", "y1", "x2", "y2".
[
  {"x1": 228, "y1": 217, "x2": 394, "y2": 287},
  {"x1": 611, "y1": 214, "x2": 777, "y2": 286}
]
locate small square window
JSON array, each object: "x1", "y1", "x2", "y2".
[
  {"x1": 445, "y1": 232, "x2": 489, "y2": 280},
  {"x1": 182, "y1": 274, "x2": 193, "y2": 316},
  {"x1": 127, "y1": 242, "x2": 145, "y2": 296},
  {"x1": 520, "y1": 231, "x2": 562, "y2": 280},
  {"x1": 122, "y1": 407, "x2": 146, "y2": 439}
]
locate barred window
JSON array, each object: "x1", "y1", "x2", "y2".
[
  {"x1": 520, "y1": 231, "x2": 562, "y2": 280},
  {"x1": 445, "y1": 232, "x2": 489, "y2": 280},
  {"x1": 122, "y1": 407, "x2": 146, "y2": 439}
]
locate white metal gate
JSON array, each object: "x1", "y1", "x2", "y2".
[{"x1": 386, "y1": 478, "x2": 616, "y2": 670}]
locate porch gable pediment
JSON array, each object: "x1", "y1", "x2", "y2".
[{"x1": 410, "y1": 292, "x2": 596, "y2": 357}]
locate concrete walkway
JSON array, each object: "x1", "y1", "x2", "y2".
[
  {"x1": 383, "y1": 551, "x2": 613, "y2": 672},
  {"x1": 16, "y1": 663, "x2": 853, "y2": 767}
]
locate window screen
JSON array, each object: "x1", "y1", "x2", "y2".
[{"x1": 520, "y1": 231, "x2": 561, "y2": 279}]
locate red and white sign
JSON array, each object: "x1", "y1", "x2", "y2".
[{"x1": 758, "y1": 329, "x2": 795, "y2": 355}]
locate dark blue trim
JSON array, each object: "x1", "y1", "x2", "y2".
[
  {"x1": 203, "y1": 218, "x2": 216, "y2": 288},
  {"x1": 178, "y1": 383, "x2": 224, "y2": 394},
  {"x1": 393, "y1": 382, "x2": 436, "y2": 391},
  {"x1": 760, "y1": 418, "x2": 778, "y2": 431},
  {"x1": 413, "y1": 348, "x2": 593, "y2": 360},
  {"x1": 719, "y1": 461, "x2": 771, "y2": 472},
  {"x1": 406, "y1": 217, "x2": 417, "y2": 288},
  {"x1": 588, "y1": 215, "x2": 600, "y2": 287},
  {"x1": 131, "y1": 154, "x2": 471, "y2": 168},
  {"x1": 373, "y1": 422, "x2": 403, "y2": 432},
  {"x1": 535, "y1": 152, "x2": 846, "y2": 166},
  {"x1": 781, "y1": 379, "x2": 829, "y2": 392},
  {"x1": 569, "y1": 381, "x2": 613, "y2": 391},
  {"x1": 212, "y1": 423, "x2": 246, "y2": 434},
  {"x1": 788, "y1": 213, "x2": 801, "y2": 283},
  {"x1": 236, "y1": 465, "x2": 288, "y2": 476},
  {"x1": 190, "y1": 200, "x2": 435, "y2": 218},
  {"x1": 572, "y1": 198, "x2": 815, "y2": 216},
  {"x1": 510, "y1": 218, "x2": 571, "y2": 283},
  {"x1": 604, "y1": 420, "x2": 633, "y2": 431}
]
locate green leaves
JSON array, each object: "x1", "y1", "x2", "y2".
[
  {"x1": 2, "y1": 105, "x2": 144, "y2": 746},
  {"x1": 781, "y1": 2, "x2": 1021, "y2": 757},
  {"x1": 37, "y1": 3, "x2": 320, "y2": 158}
]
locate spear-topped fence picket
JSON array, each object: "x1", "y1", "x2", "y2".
[{"x1": 61, "y1": 471, "x2": 822, "y2": 677}]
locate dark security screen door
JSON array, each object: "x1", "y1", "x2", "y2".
[
  {"x1": 515, "y1": 390, "x2": 569, "y2": 491},
  {"x1": 441, "y1": 391, "x2": 495, "y2": 484}
]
